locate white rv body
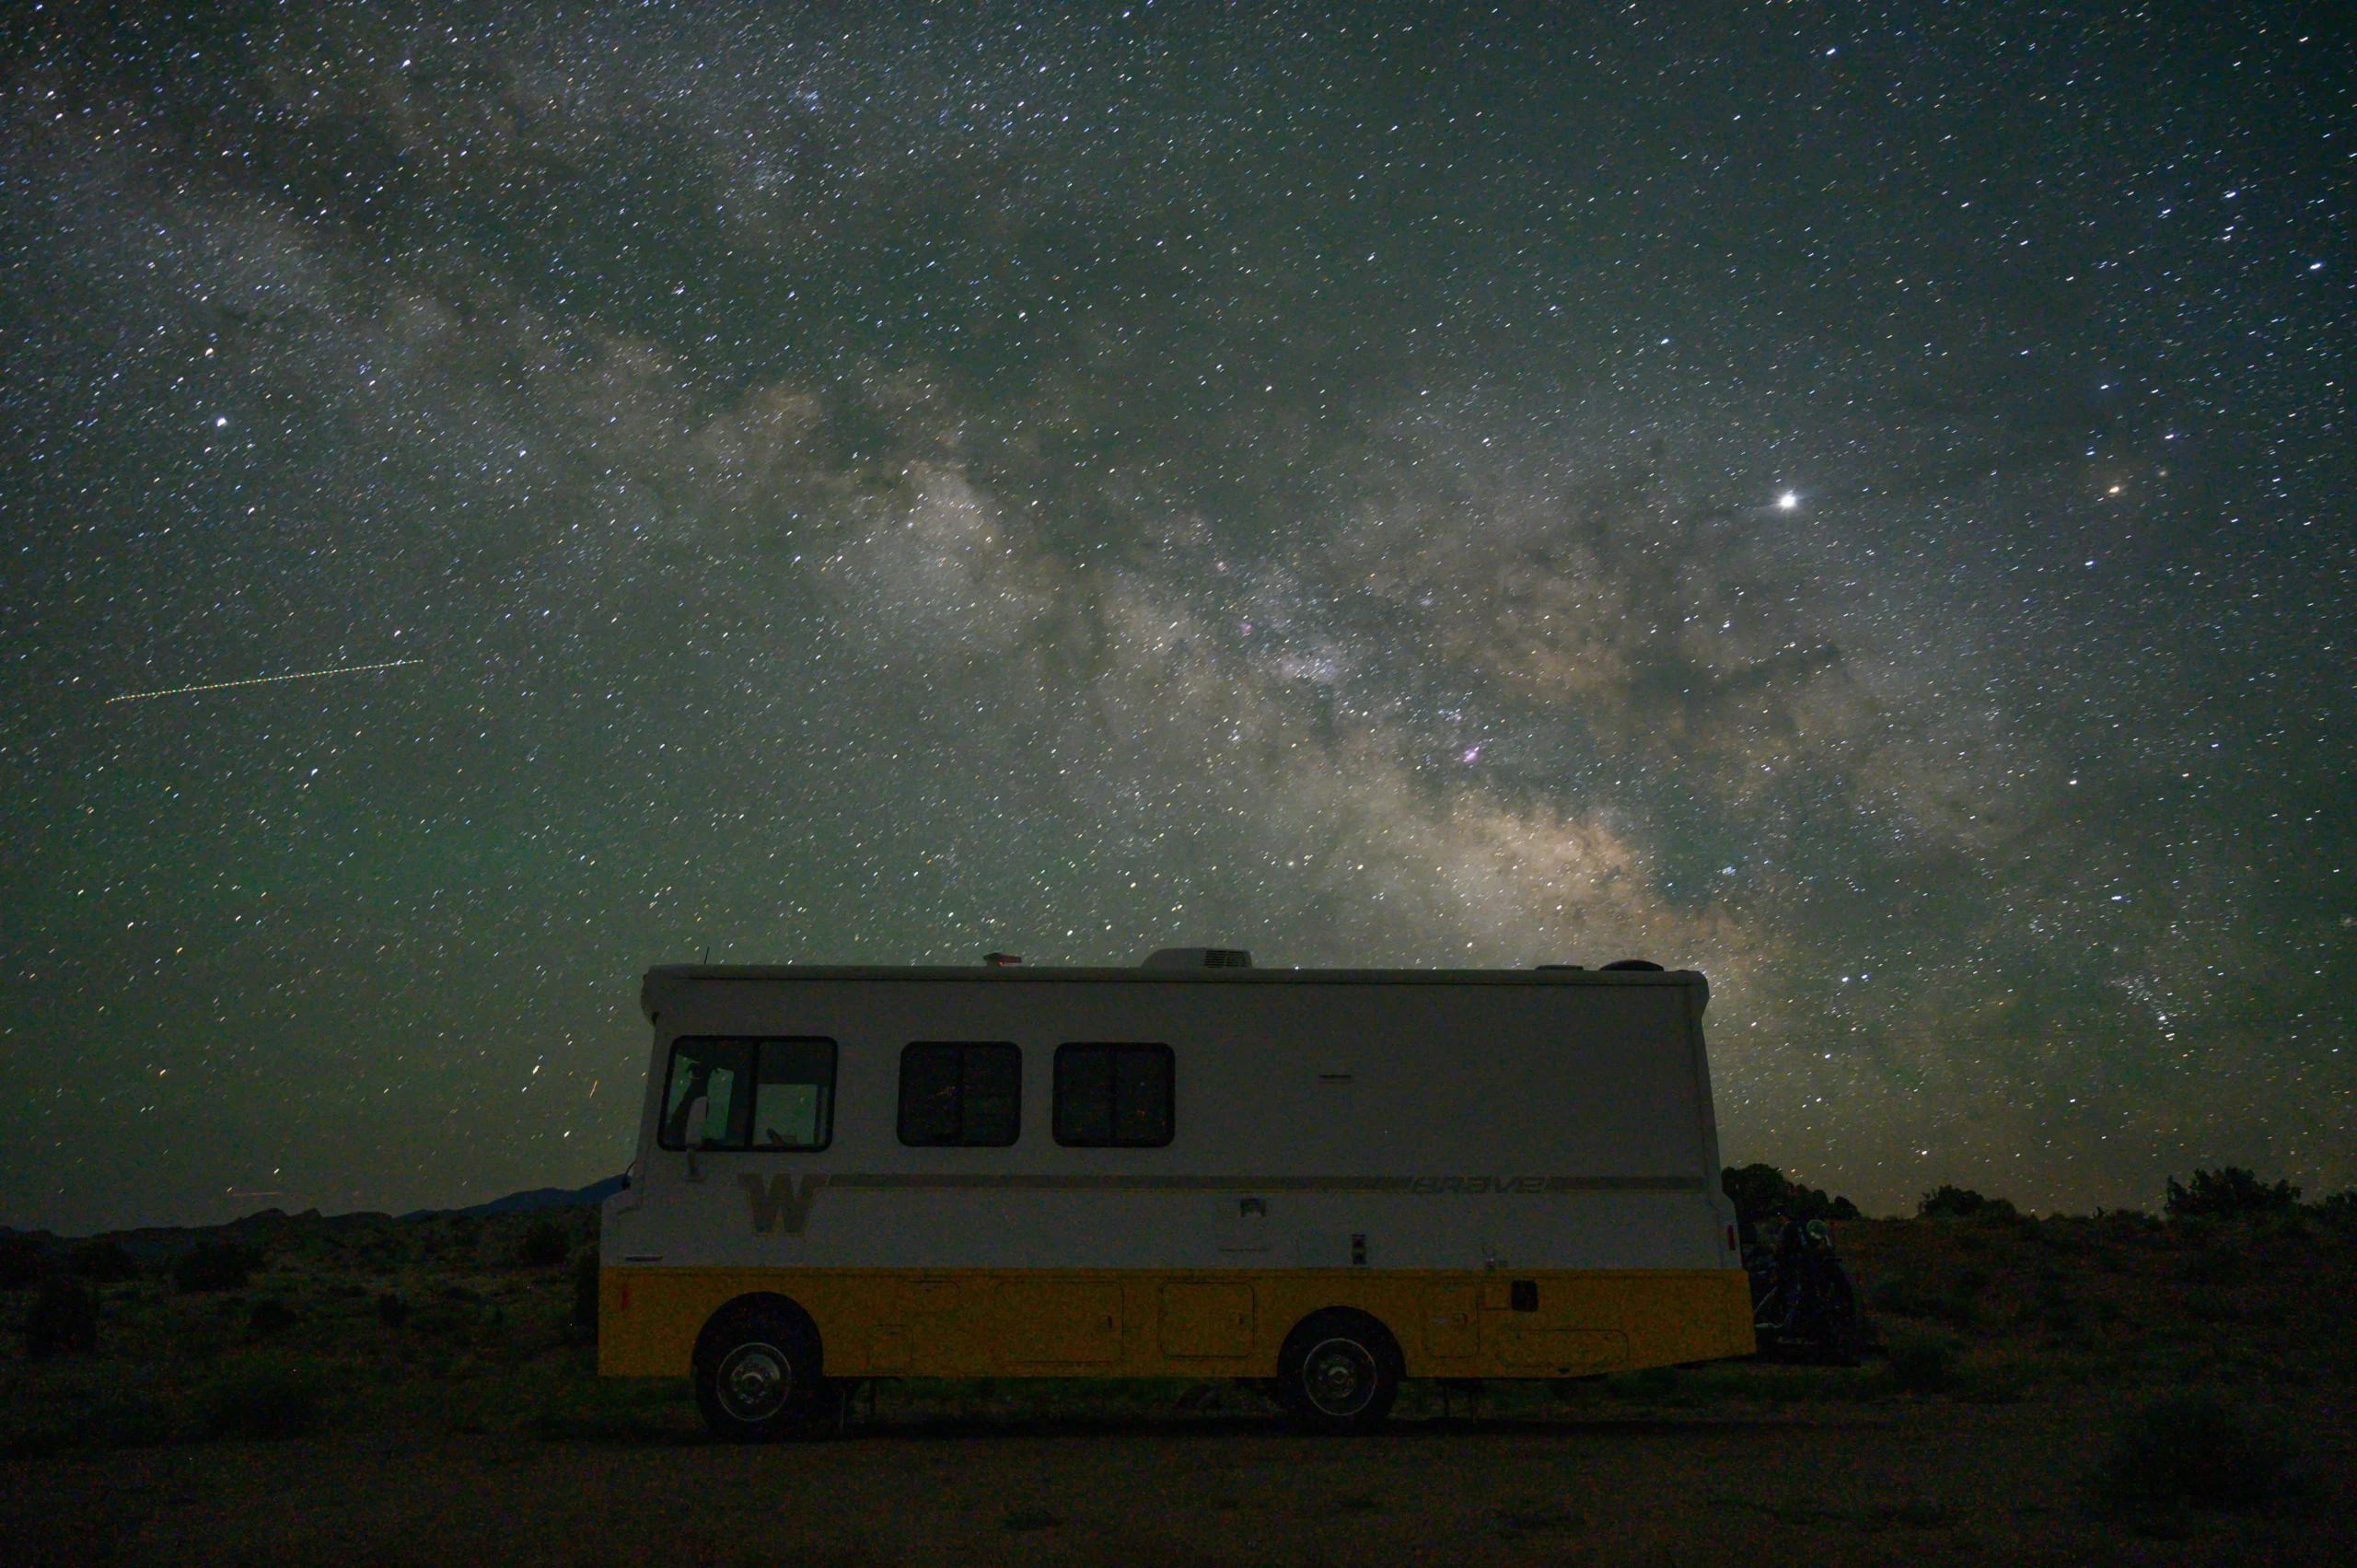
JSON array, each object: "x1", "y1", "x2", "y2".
[{"x1": 599, "y1": 962, "x2": 1755, "y2": 1383}]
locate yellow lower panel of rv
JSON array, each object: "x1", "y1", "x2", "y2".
[{"x1": 598, "y1": 1267, "x2": 1755, "y2": 1380}]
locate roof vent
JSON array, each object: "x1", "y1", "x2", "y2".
[
  {"x1": 984, "y1": 952, "x2": 1023, "y2": 968},
  {"x1": 1602, "y1": 958, "x2": 1665, "y2": 971},
  {"x1": 1143, "y1": 947, "x2": 1254, "y2": 970}
]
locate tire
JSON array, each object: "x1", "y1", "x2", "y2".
[
  {"x1": 692, "y1": 1299, "x2": 822, "y2": 1442},
  {"x1": 1277, "y1": 1310, "x2": 1402, "y2": 1432}
]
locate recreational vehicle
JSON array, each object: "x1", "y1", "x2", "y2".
[{"x1": 598, "y1": 950, "x2": 1755, "y2": 1436}]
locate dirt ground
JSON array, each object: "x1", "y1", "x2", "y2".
[{"x1": 6, "y1": 1389, "x2": 2351, "y2": 1568}]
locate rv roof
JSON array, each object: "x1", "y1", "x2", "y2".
[{"x1": 639, "y1": 963, "x2": 1706, "y2": 1022}]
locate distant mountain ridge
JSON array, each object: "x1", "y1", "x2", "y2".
[
  {"x1": 1, "y1": 1174, "x2": 628, "y2": 1256},
  {"x1": 397, "y1": 1174, "x2": 629, "y2": 1221}
]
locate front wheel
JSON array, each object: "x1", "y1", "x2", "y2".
[
  {"x1": 1277, "y1": 1310, "x2": 1402, "y2": 1432},
  {"x1": 693, "y1": 1304, "x2": 821, "y2": 1441}
]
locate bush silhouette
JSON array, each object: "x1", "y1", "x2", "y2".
[
  {"x1": 247, "y1": 1298, "x2": 300, "y2": 1338},
  {"x1": 0, "y1": 1235, "x2": 43, "y2": 1290},
  {"x1": 1916, "y1": 1185, "x2": 2018, "y2": 1221},
  {"x1": 572, "y1": 1249, "x2": 599, "y2": 1330},
  {"x1": 1720, "y1": 1164, "x2": 1862, "y2": 1234},
  {"x1": 25, "y1": 1274, "x2": 99, "y2": 1357},
  {"x1": 2101, "y1": 1394, "x2": 2285, "y2": 1512},
  {"x1": 2165, "y1": 1167, "x2": 2300, "y2": 1220},
  {"x1": 68, "y1": 1239, "x2": 138, "y2": 1283},
  {"x1": 518, "y1": 1218, "x2": 570, "y2": 1268},
  {"x1": 175, "y1": 1241, "x2": 258, "y2": 1294},
  {"x1": 201, "y1": 1367, "x2": 324, "y2": 1440}
]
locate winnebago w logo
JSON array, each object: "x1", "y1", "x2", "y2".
[{"x1": 740, "y1": 1174, "x2": 828, "y2": 1235}]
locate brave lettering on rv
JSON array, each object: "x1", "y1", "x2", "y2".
[{"x1": 740, "y1": 1173, "x2": 829, "y2": 1235}]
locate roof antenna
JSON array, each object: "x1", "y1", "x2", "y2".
[{"x1": 702, "y1": 945, "x2": 710, "y2": 966}]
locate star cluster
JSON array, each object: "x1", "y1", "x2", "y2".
[{"x1": 2, "y1": 4, "x2": 2351, "y2": 1229}]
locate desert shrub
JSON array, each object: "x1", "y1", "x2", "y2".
[
  {"x1": 68, "y1": 1239, "x2": 137, "y2": 1283},
  {"x1": 2179, "y1": 1289, "x2": 2243, "y2": 1324},
  {"x1": 2174, "y1": 1243, "x2": 2247, "y2": 1284},
  {"x1": 247, "y1": 1298, "x2": 300, "y2": 1338},
  {"x1": 175, "y1": 1241, "x2": 258, "y2": 1294},
  {"x1": 2165, "y1": 1167, "x2": 2300, "y2": 1221},
  {"x1": 1885, "y1": 1338, "x2": 1956, "y2": 1392},
  {"x1": 410, "y1": 1286, "x2": 493, "y2": 1343},
  {"x1": 1928, "y1": 1295, "x2": 1981, "y2": 1330},
  {"x1": 408, "y1": 1303, "x2": 470, "y2": 1340},
  {"x1": 377, "y1": 1291, "x2": 409, "y2": 1329},
  {"x1": 518, "y1": 1217, "x2": 570, "y2": 1268},
  {"x1": 1872, "y1": 1273, "x2": 1979, "y2": 1328},
  {"x1": 201, "y1": 1366, "x2": 324, "y2": 1440},
  {"x1": 2100, "y1": 1394, "x2": 2286, "y2": 1512},
  {"x1": 2318, "y1": 1189, "x2": 2356, "y2": 1222},
  {"x1": 1721, "y1": 1164, "x2": 1862, "y2": 1235},
  {"x1": 1917, "y1": 1185, "x2": 2018, "y2": 1222},
  {"x1": 0, "y1": 1235, "x2": 43, "y2": 1290},
  {"x1": 2030, "y1": 1272, "x2": 2079, "y2": 1331},
  {"x1": 573, "y1": 1249, "x2": 599, "y2": 1329},
  {"x1": 25, "y1": 1274, "x2": 99, "y2": 1357}
]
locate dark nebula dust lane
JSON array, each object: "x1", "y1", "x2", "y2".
[{"x1": 2, "y1": 4, "x2": 2351, "y2": 1230}]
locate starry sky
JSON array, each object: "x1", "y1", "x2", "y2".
[{"x1": 4, "y1": 3, "x2": 2351, "y2": 1233}]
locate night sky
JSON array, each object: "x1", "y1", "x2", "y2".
[{"x1": 4, "y1": 4, "x2": 2351, "y2": 1233}]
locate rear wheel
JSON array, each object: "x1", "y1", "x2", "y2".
[
  {"x1": 693, "y1": 1300, "x2": 822, "y2": 1442},
  {"x1": 1277, "y1": 1310, "x2": 1402, "y2": 1432}
]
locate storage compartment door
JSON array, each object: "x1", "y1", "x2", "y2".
[
  {"x1": 1157, "y1": 1282, "x2": 1256, "y2": 1358},
  {"x1": 993, "y1": 1279, "x2": 1125, "y2": 1365}
]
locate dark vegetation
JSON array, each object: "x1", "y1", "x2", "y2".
[
  {"x1": 2166, "y1": 1167, "x2": 2303, "y2": 1220},
  {"x1": 517, "y1": 1218, "x2": 571, "y2": 1269},
  {"x1": 1, "y1": 1167, "x2": 2349, "y2": 1538},
  {"x1": 173, "y1": 1241, "x2": 259, "y2": 1295},
  {"x1": 1718, "y1": 1163, "x2": 1860, "y2": 1234},
  {"x1": 66, "y1": 1240, "x2": 137, "y2": 1283},
  {"x1": 0, "y1": 1236, "x2": 41, "y2": 1291},
  {"x1": 24, "y1": 1276, "x2": 98, "y2": 1359},
  {"x1": 1915, "y1": 1184, "x2": 2019, "y2": 1222}
]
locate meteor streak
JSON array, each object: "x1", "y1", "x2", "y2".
[{"x1": 105, "y1": 658, "x2": 423, "y2": 704}]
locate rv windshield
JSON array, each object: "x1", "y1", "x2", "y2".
[
  {"x1": 660, "y1": 1039, "x2": 751, "y2": 1149},
  {"x1": 659, "y1": 1037, "x2": 836, "y2": 1151}
]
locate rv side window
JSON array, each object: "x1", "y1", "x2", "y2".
[
  {"x1": 659, "y1": 1038, "x2": 835, "y2": 1152},
  {"x1": 898, "y1": 1042, "x2": 1020, "y2": 1147},
  {"x1": 1053, "y1": 1043, "x2": 1174, "y2": 1147}
]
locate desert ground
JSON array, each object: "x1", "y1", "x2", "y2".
[{"x1": 4, "y1": 1202, "x2": 2351, "y2": 1566}]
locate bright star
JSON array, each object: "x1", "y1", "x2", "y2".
[{"x1": 1777, "y1": 492, "x2": 1798, "y2": 510}]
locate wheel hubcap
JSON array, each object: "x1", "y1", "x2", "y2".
[
  {"x1": 1302, "y1": 1337, "x2": 1376, "y2": 1416},
  {"x1": 715, "y1": 1341, "x2": 793, "y2": 1423}
]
